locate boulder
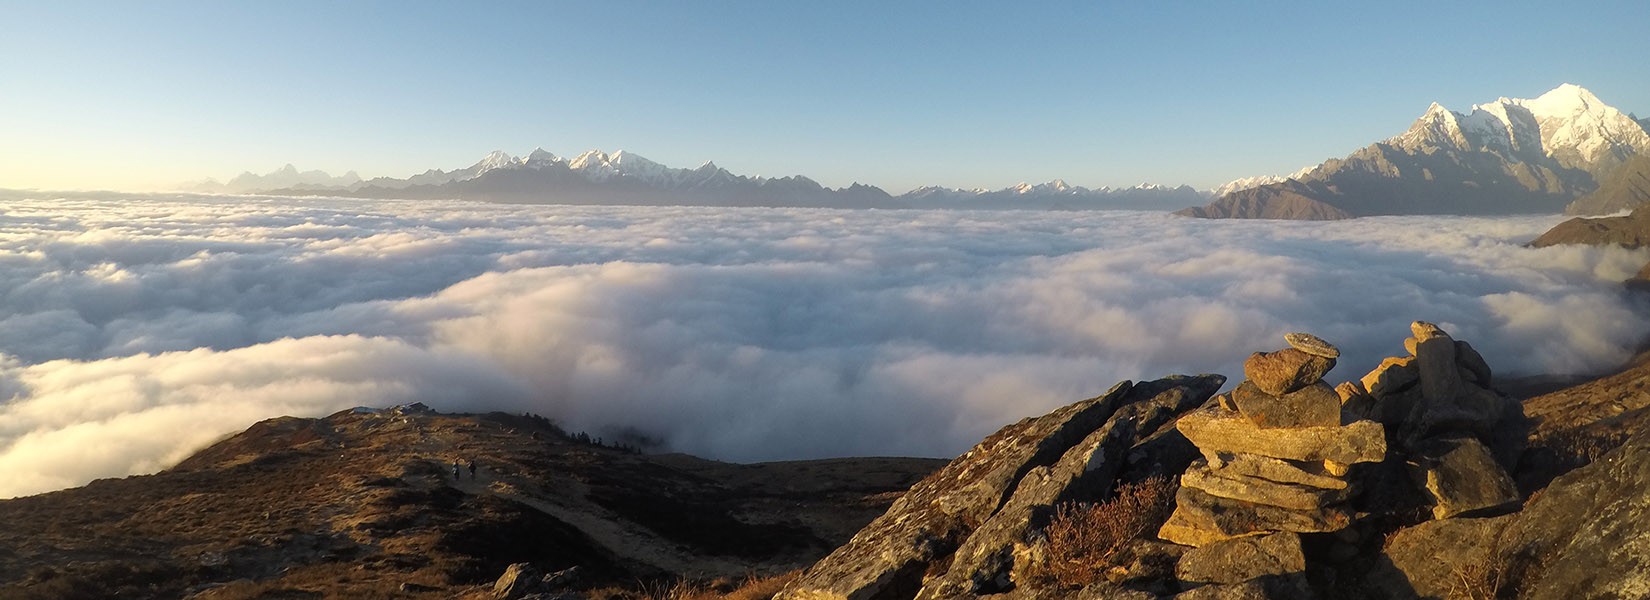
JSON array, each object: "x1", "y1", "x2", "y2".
[
  {"x1": 1411, "y1": 384, "x2": 1505, "y2": 439},
  {"x1": 1359, "y1": 356, "x2": 1419, "y2": 398},
  {"x1": 1283, "y1": 332, "x2": 1339, "y2": 358},
  {"x1": 1336, "y1": 381, "x2": 1377, "y2": 424},
  {"x1": 493, "y1": 562, "x2": 544, "y2": 600},
  {"x1": 1175, "y1": 531, "x2": 1304, "y2": 585},
  {"x1": 1414, "y1": 335, "x2": 1462, "y2": 406},
  {"x1": 1410, "y1": 320, "x2": 1446, "y2": 339},
  {"x1": 1243, "y1": 349, "x2": 1334, "y2": 396},
  {"x1": 1158, "y1": 486, "x2": 1352, "y2": 547},
  {"x1": 1369, "y1": 515, "x2": 1516, "y2": 599},
  {"x1": 1177, "y1": 406, "x2": 1385, "y2": 465},
  {"x1": 1181, "y1": 465, "x2": 1351, "y2": 510},
  {"x1": 1410, "y1": 436, "x2": 1519, "y2": 519},
  {"x1": 777, "y1": 381, "x2": 1138, "y2": 600},
  {"x1": 1230, "y1": 381, "x2": 1340, "y2": 429},
  {"x1": 1203, "y1": 452, "x2": 1348, "y2": 490}
]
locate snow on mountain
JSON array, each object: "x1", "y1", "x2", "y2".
[
  {"x1": 1211, "y1": 164, "x2": 1318, "y2": 198},
  {"x1": 1389, "y1": 83, "x2": 1650, "y2": 174},
  {"x1": 1211, "y1": 175, "x2": 1288, "y2": 198}
]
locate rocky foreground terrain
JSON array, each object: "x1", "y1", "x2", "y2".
[{"x1": 7, "y1": 318, "x2": 1650, "y2": 599}]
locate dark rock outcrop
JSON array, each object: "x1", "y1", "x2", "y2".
[{"x1": 777, "y1": 375, "x2": 1226, "y2": 600}]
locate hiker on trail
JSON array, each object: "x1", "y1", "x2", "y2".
[
  {"x1": 452, "y1": 461, "x2": 461, "y2": 480},
  {"x1": 468, "y1": 460, "x2": 477, "y2": 480}
]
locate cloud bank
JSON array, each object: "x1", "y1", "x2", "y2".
[{"x1": 0, "y1": 191, "x2": 1645, "y2": 498}]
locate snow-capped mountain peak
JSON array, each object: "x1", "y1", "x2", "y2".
[
  {"x1": 524, "y1": 147, "x2": 560, "y2": 165},
  {"x1": 1390, "y1": 84, "x2": 1650, "y2": 174},
  {"x1": 472, "y1": 150, "x2": 519, "y2": 172}
]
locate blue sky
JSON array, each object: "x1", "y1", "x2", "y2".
[{"x1": 2, "y1": 1, "x2": 1646, "y2": 193}]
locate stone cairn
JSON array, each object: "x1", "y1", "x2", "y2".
[
  {"x1": 1339, "y1": 321, "x2": 1524, "y2": 520},
  {"x1": 1159, "y1": 332, "x2": 1386, "y2": 548}
]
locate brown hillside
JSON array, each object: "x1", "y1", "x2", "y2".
[{"x1": 0, "y1": 405, "x2": 943, "y2": 599}]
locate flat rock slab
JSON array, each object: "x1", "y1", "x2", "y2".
[
  {"x1": 1243, "y1": 349, "x2": 1335, "y2": 396},
  {"x1": 1231, "y1": 380, "x2": 1340, "y2": 429},
  {"x1": 1283, "y1": 332, "x2": 1339, "y2": 358},
  {"x1": 1410, "y1": 436, "x2": 1518, "y2": 519},
  {"x1": 1204, "y1": 452, "x2": 1348, "y2": 490},
  {"x1": 1157, "y1": 486, "x2": 1352, "y2": 547},
  {"x1": 1176, "y1": 531, "x2": 1304, "y2": 585},
  {"x1": 1177, "y1": 406, "x2": 1385, "y2": 465},
  {"x1": 1182, "y1": 464, "x2": 1351, "y2": 510}
]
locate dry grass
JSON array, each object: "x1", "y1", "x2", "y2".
[
  {"x1": 1449, "y1": 531, "x2": 1547, "y2": 600},
  {"x1": 598, "y1": 571, "x2": 801, "y2": 600},
  {"x1": 1042, "y1": 476, "x2": 1175, "y2": 586}
]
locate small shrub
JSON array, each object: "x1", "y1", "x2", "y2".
[
  {"x1": 1450, "y1": 531, "x2": 1548, "y2": 600},
  {"x1": 1042, "y1": 476, "x2": 1175, "y2": 586}
]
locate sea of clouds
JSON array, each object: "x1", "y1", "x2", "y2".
[{"x1": 0, "y1": 190, "x2": 1645, "y2": 498}]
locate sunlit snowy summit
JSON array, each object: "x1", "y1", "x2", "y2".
[{"x1": 1182, "y1": 83, "x2": 1650, "y2": 219}]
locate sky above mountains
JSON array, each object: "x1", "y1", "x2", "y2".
[{"x1": 3, "y1": 1, "x2": 1647, "y2": 193}]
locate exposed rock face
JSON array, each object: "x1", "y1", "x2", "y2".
[
  {"x1": 1499, "y1": 427, "x2": 1650, "y2": 598},
  {"x1": 778, "y1": 375, "x2": 1225, "y2": 600}
]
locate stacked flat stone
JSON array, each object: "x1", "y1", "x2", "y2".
[
  {"x1": 1159, "y1": 333, "x2": 1387, "y2": 547},
  {"x1": 1338, "y1": 321, "x2": 1522, "y2": 519}
]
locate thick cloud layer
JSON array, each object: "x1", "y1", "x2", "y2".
[{"x1": 0, "y1": 191, "x2": 1645, "y2": 498}]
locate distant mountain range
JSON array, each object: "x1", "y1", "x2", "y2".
[
  {"x1": 188, "y1": 83, "x2": 1650, "y2": 217},
  {"x1": 1179, "y1": 84, "x2": 1650, "y2": 219},
  {"x1": 191, "y1": 149, "x2": 1205, "y2": 211}
]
